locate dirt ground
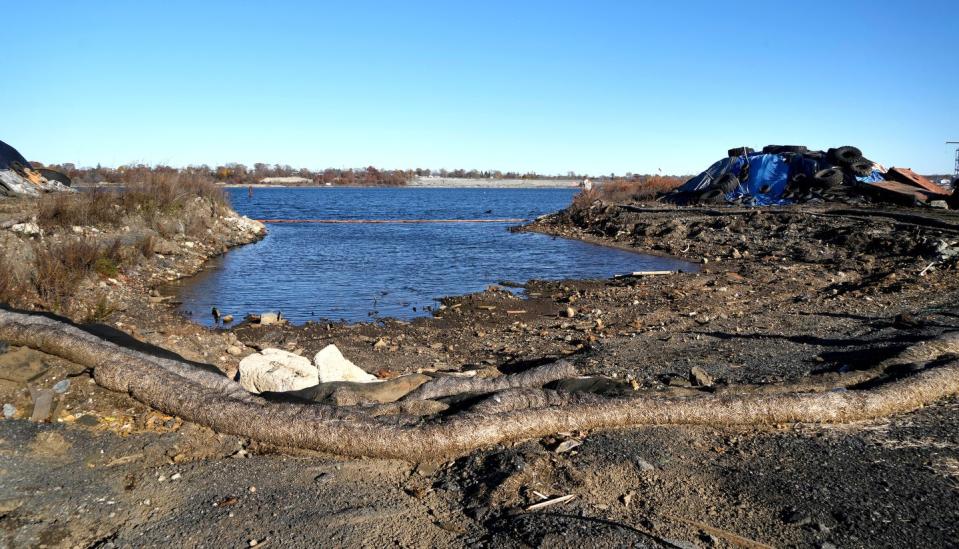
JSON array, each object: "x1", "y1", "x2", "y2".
[{"x1": 2, "y1": 198, "x2": 959, "y2": 547}]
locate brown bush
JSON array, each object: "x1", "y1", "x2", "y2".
[
  {"x1": 570, "y1": 176, "x2": 685, "y2": 209},
  {"x1": 137, "y1": 234, "x2": 155, "y2": 257},
  {"x1": 0, "y1": 256, "x2": 20, "y2": 304},
  {"x1": 84, "y1": 294, "x2": 118, "y2": 323},
  {"x1": 121, "y1": 170, "x2": 227, "y2": 214},
  {"x1": 37, "y1": 188, "x2": 120, "y2": 228},
  {"x1": 571, "y1": 187, "x2": 599, "y2": 209},
  {"x1": 602, "y1": 176, "x2": 685, "y2": 202},
  {"x1": 31, "y1": 238, "x2": 129, "y2": 309},
  {"x1": 33, "y1": 242, "x2": 92, "y2": 309},
  {"x1": 37, "y1": 171, "x2": 227, "y2": 234}
]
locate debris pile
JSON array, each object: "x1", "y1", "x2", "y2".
[
  {"x1": 670, "y1": 145, "x2": 955, "y2": 208},
  {"x1": 0, "y1": 139, "x2": 73, "y2": 197}
]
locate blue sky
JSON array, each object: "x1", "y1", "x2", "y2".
[{"x1": 2, "y1": 1, "x2": 957, "y2": 175}]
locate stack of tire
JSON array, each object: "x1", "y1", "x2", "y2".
[
  {"x1": 692, "y1": 145, "x2": 876, "y2": 204},
  {"x1": 776, "y1": 145, "x2": 875, "y2": 202}
]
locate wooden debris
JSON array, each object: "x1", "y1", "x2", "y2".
[
  {"x1": 613, "y1": 270, "x2": 676, "y2": 278},
  {"x1": 667, "y1": 514, "x2": 774, "y2": 549},
  {"x1": 526, "y1": 494, "x2": 576, "y2": 511}
]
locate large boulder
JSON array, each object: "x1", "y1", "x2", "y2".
[
  {"x1": 238, "y1": 348, "x2": 318, "y2": 394},
  {"x1": 314, "y1": 344, "x2": 377, "y2": 383}
]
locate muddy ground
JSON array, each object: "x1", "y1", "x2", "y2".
[{"x1": 2, "y1": 199, "x2": 959, "y2": 547}]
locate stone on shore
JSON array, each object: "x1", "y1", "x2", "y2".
[
  {"x1": 259, "y1": 312, "x2": 284, "y2": 326},
  {"x1": 314, "y1": 344, "x2": 377, "y2": 383},
  {"x1": 238, "y1": 348, "x2": 318, "y2": 394}
]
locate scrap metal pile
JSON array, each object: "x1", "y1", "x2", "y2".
[
  {"x1": 670, "y1": 145, "x2": 955, "y2": 208},
  {"x1": 0, "y1": 139, "x2": 72, "y2": 197}
]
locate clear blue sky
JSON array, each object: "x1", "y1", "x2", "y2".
[{"x1": 3, "y1": 1, "x2": 957, "y2": 175}]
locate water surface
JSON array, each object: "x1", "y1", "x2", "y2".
[{"x1": 174, "y1": 188, "x2": 693, "y2": 324}]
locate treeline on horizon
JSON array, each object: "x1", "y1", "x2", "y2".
[{"x1": 30, "y1": 161, "x2": 686, "y2": 187}]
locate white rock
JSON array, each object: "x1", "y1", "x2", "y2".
[
  {"x1": 238, "y1": 348, "x2": 318, "y2": 393},
  {"x1": 314, "y1": 344, "x2": 377, "y2": 383},
  {"x1": 10, "y1": 222, "x2": 41, "y2": 236},
  {"x1": 259, "y1": 312, "x2": 283, "y2": 325}
]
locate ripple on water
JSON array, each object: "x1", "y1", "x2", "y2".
[{"x1": 172, "y1": 187, "x2": 694, "y2": 324}]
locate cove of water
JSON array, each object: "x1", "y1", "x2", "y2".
[{"x1": 173, "y1": 187, "x2": 693, "y2": 325}]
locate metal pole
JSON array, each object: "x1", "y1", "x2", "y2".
[{"x1": 948, "y1": 142, "x2": 959, "y2": 181}]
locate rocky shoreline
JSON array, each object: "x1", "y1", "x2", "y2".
[{"x1": 2, "y1": 197, "x2": 959, "y2": 547}]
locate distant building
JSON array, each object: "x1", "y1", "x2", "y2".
[{"x1": 259, "y1": 176, "x2": 312, "y2": 185}]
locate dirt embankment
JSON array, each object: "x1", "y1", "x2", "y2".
[{"x1": 2, "y1": 196, "x2": 959, "y2": 547}]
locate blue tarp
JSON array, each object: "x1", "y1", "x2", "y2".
[
  {"x1": 856, "y1": 170, "x2": 884, "y2": 184},
  {"x1": 677, "y1": 152, "x2": 796, "y2": 205},
  {"x1": 736, "y1": 153, "x2": 791, "y2": 205}
]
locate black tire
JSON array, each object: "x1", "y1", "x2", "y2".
[
  {"x1": 813, "y1": 167, "x2": 844, "y2": 188},
  {"x1": 848, "y1": 159, "x2": 874, "y2": 177},
  {"x1": 763, "y1": 145, "x2": 808, "y2": 154},
  {"x1": 727, "y1": 147, "x2": 754, "y2": 157},
  {"x1": 36, "y1": 168, "x2": 72, "y2": 187},
  {"x1": 789, "y1": 172, "x2": 809, "y2": 190},
  {"x1": 697, "y1": 188, "x2": 725, "y2": 203},
  {"x1": 828, "y1": 146, "x2": 862, "y2": 166},
  {"x1": 714, "y1": 173, "x2": 740, "y2": 193}
]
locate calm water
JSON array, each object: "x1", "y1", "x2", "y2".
[{"x1": 173, "y1": 187, "x2": 693, "y2": 324}]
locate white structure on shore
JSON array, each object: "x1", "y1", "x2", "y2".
[{"x1": 259, "y1": 176, "x2": 312, "y2": 185}]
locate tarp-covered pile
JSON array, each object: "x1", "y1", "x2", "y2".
[
  {"x1": 0, "y1": 139, "x2": 73, "y2": 197},
  {"x1": 669, "y1": 145, "x2": 955, "y2": 208}
]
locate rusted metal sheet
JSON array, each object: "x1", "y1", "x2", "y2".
[
  {"x1": 866, "y1": 180, "x2": 948, "y2": 205},
  {"x1": 885, "y1": 167, "x2": 950, "y2": 195}
]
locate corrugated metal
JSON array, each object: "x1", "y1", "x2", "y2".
[{"x1": 885, "y1": 167, "x2": 950, "y2": 195}]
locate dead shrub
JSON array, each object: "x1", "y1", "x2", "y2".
[
  {"x1": 37, "y1": 188, "x2": 121, "y2": 229},
  {"x1": 33, "y1": 244, "x2": 91, "y2": 309},
  {"x1": 122, "y1": 171, "x2": 227, "y2": 216},
  {"x1": 0, "y1": 256, "x2": 21, "y2": 304},
  {"x1": 603, "y1": 176, "x2": 685, "y2": 202},
  {"x1": 37, "y1": 171, "x2": 227, "y2": 234},
  {"x1": 84, "y1": 295, "x2": 118, "y2": 323},
  {"x1": 572, "y1": 176, "x2": 686, "y2": 208},
  {"x1": 138, "y1": 235, "x2": 155, "y2": 257},
  {"x1": 31, "y1": 238, "x2": 128, "y2": 309},
  {"x1": 571, "y1": 187, "x2": 599, "y2": 209}
]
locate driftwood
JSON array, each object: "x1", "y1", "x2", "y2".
[
  {"x1": 402, "y1": 361, "x2": 579, "y2": 401},
  {"x1": 1, "y1": 309, "x2": 958, "y2": 462}
]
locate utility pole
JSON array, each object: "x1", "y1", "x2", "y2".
[{"x1": 949, "y1": 141, "x2": 959, "y2": 182}]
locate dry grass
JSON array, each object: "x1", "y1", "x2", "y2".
[
  {"x1": 37, "y1": 171, "x2": 227, "y2": 235},
  {"x1": 84, "y1": 294, "x2": 118, "y2": 324},
  {"x1": 30, "y1": 238, "x2": 131, "y2": 310},
  {"x1": 571, "y1": 176, "x2": 684, "y2": 208},
  {"x1": 0, "y1": 255, "x2": 20, "y2": 304},
  {"x1": 605, "y1": 176, "x2": 685, "y2": 201}
]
